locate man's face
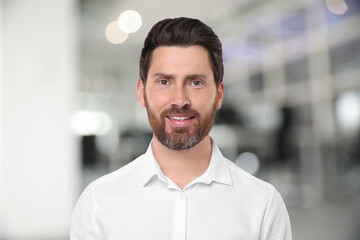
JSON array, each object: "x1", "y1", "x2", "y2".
[{"x1": 137, "y1": 45, "x2": 223, "y2": 150}]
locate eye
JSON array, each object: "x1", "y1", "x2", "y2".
[
  {"x1": 158, "y1": 79, "x2": 169, "y2": 85},
  {"x1": 191, "y1": 80, "x2": 204, "y2": 87}
]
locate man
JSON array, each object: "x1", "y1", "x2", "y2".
[{"x1": 71, "y1": 17, "x2": 292, "y2": 240}]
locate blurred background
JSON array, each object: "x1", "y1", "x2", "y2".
[{"x1": 1, "y1": 0, "x2": 360, "y2": 239}]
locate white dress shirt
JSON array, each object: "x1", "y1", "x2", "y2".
[{"x1": 71, "y1": 140, "x2": 292, "y2": 240}]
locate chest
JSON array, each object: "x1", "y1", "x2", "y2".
[{"x1": 95, "y1": 186, "x2": 265, "y2": 240}]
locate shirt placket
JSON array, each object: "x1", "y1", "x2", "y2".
[{"x1": 172, "y1": 191, "x2": 187, "y2": 240}]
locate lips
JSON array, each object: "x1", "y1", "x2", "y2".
[
  {"x1": 161, "y1": 106, "x2": 199, "y2": 127},
  {"x1": 166, "y1": 115, "x2": 195, "y2": 121},
  {"x1": 165, "y1": 114, "x2": 196, "y2": 128}
]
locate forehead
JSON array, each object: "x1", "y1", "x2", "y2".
[{"x1": 148, "y1": 45, "x2": 213, "y2": 76}]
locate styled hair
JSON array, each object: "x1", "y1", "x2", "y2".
[{"x1": 139, "y1": 17, "x2": 223, "y2": 85}]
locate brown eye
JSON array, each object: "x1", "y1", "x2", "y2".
[
  {"x1": 191, "y1": 80, "x2": 204, "y2": 87},
  {"x1": 158, "y1": 79, "x2": 169, "y2": 85}
]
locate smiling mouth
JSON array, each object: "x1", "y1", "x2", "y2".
[{"x1": 166, "y1": 116, "x2": 195, "y2": 121}]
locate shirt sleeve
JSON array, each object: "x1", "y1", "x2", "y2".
[
  {"x1": 70, "y1": 184, "x2": 100, "y2": 240},
  {"x1": 259, "y1": 187, "x2": 292, "y2": 240}
]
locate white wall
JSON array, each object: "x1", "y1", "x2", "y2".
[
  {"x1": 1, "y1": 0, "x2": 79, "y2": 238},
  {"x1": 0, "y1": 0, "x2": 3, "y2": 235}
]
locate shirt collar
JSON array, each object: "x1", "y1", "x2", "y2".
[
  {"x1": 202, "y1": 140, "x2": 233, "y2": 186},
  {"x1": 141, "y1": 138, "x2": 233, "y2": 187},
  {"x1": 141, "y1": 142, "x2": 167, "y2": 186}
]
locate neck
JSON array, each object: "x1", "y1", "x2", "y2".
[{"x1": 151, "y1": 135, "x2": 212, "y2": 190}]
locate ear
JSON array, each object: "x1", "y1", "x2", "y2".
[
  {"x1": 215, "y1": 82, "x2": 224, "y2": 110},
  {"x1": 136, "y1": 78, "x2": 146, "y2": 107}
]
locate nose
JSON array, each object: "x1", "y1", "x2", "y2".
[{"x1": 170, "y1": 85, "x2": 190, "y2": 108}]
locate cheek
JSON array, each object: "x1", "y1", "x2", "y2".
[
  {"x1": 196, "y1": 92, "x2": 217, "y2": 109},
  {"x1": 146, "y1": 91, "x2": 169, "y2": 112}
]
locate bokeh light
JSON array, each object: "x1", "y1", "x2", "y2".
[
  {"x1": 326, "y1": 0, "x2": 349, "y2": 15},
  {"x1": 235, "y1": 152, "x2": 260, "y2": 175},
  {"x1": 117, "y1": 10, "x2": 142, "y2": 33},
  {"x1": 335, "y1": 91, "x2": 360, "y2": 135},
  {"x1": 105, "y1": 21, "x2": 129, "y2": 44},
  {"x1": 71, "y1": 111, "x2": 112, "y2": 136}
]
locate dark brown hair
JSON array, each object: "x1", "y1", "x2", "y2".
[{"x1": 139, "y1": 17, "x2": 223, "y2": 85}]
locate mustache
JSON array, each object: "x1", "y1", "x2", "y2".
[{"x1": 161, "y1": 105, "x2": 199, "y2": 117}]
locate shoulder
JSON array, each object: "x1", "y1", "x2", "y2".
[
  {"x1": 221, "y1": 158, "x2": 290, "y2": 224},
  {"x1": 84, "y1": 154, "x2": 145, "y2": 195},
  {"x1": 71, "y1": 154, "x2": 147, "y2": 238}
]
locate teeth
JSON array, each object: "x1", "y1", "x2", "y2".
[{"x1": 169, "y1": 116, "x2": 191, "y2": 121}]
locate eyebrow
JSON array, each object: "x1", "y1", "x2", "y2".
[
  {"x1": 151, "y1": 73, "x2": 208, "y2": 81},
  {"x1": 151, "y1": 73, "x2": 175, "y2": 80}
]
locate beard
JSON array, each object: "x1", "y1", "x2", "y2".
[{"x1": 144, "y1": 95, "x2": 217, "y2": 150}]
